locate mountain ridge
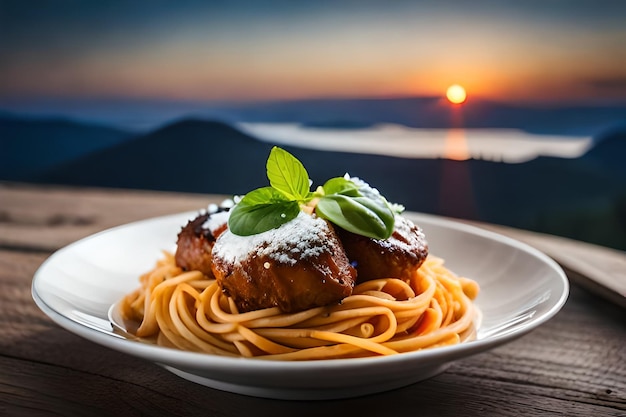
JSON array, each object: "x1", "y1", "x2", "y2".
[
  {"x1": 0, "y1": 116, "x2": 132, "y2": 180},
  {"x1": 2, "y1": 114, "x2": 624, "y2": 249},
  {"x1": 33, "y1": 118, "x2": 626, "y2": 249}
]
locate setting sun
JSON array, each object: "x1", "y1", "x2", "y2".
[{"x1": 446, "y1": 84, "x2": 467, "y2": 104}]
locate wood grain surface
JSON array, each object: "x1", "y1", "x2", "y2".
[{"x1": 1, "y1": 182, "x2": 624, "y2": 417}]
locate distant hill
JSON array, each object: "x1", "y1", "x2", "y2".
[
  {"x1": 582, "y1": 123, "x2": 626, "y2": 179},
  {"x1": 37, "y1": 119, "x2": 275, "y2": 195},
  {"x1": 0, "y1": 116, "x2": 132, "y2": 180},
  {"x1": 469, "y1": 154, "x2": 625, "y2": 245},
  {"x1": 37, "y1": 118, "x2": 626, "y2": 249},
  {"x1": 37, "y1": 119, "x2": 444, "y2": 208}
]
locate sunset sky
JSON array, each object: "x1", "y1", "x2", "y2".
[{"x1": 1, "y1": 0, "x2": 626, "y2": 106}]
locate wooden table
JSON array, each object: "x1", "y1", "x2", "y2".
[{"x1": 1, "y1": 182, "x2": 624, "y2": 416}]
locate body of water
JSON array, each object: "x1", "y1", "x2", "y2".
[{"x1": 238, "y1": 123, "x2": 593, "y2": 163}]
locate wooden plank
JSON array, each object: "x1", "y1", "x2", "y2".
[
  {"x1": 2, "y1": 248, "x2": 623, "y2": 415},
  {"x1": 0, "y1": 182, "x2": 223, "y2": 252},
  {"x1": 2, "y1": 354, "x2": 620, "y2": 417},
  {"x1": 2, "y1": 183, "x2": 625, "y2": 415}
]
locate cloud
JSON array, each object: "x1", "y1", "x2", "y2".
[{"x1": 584, "y1": 77, "x2": 626, "y2": 94}]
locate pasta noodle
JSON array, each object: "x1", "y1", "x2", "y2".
[{"x1": 118, "y1": 252, "x2": 480, "y2": 360}]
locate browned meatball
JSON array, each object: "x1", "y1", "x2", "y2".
[
  {"x1": 174, "y1": 210, "x2": 229, "y2": 277},
  {"x1": 211, "y1": 212, "x2": 357, "y2": 313},
  {"x1": 335, "y1": 215, "x2": 428, "y2": 283}
]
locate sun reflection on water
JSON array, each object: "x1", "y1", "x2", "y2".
[{"x1": 443, "y1": 128, "x2": 470, "y2": 161}]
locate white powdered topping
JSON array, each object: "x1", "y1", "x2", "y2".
[
  {"x1": 391, "y1": 215, "x2": 427, "y2": 253},
  {"x1": 207, "y1": 203, "x2": 219, "y2": 214},
  {"x1": 213, "y1": 211, "x2": 332, "y2": 266},
  {"x1": 343, "y1": 173, "x2": 381, "y2": 199},
  {"x1": 220, "y1": 198, "x2": 236, "y2": 209},
  {"x1": 208, "y1": 198, "x2": 235, "y2": 214},
  {"x1": 202, "y1": 210, "x2": 230, "y2": 235}
]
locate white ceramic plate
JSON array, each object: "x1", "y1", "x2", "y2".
[{"x1": 32, "y1": 211, "x2": 569, "y2": 400}]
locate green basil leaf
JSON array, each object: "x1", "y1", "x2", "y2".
[
  {"x1": 346, "y1": 175, "x2": 405, "y2": 214},
  {"x1": 238, "y1": 186, "x2": 289, "y2": 205},
  {"x1": 315, "y1": 194, "x2": 395, "y2": 239},
  {"x1": 228, "y1": 187, "x2": 300, "y2": 236},
  {"x1": 229, "y1": 199, "x2": 300, "y2": 236},
  {"x1": 322, "y1": 177, "x2": 361, "y2": 197},
  {"x1": 266, "y1": 146, "x2": 311, "y2": 201}
]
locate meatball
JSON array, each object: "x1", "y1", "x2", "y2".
[
  {"x1": 211, "y1": 212, "x2": 356, "y2": 313},
  {"x1": 335, "y1": 215, "x2": 428, "y2": 282},
  {"x1": 174, "y1": 210, "x2": 229, "y2": 277}
]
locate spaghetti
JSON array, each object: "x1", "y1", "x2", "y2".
[{"x1": 118, "y1": 252, "x2": 479, "y2": 360}]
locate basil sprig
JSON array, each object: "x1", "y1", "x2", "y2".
[{"x1": 228, "y1": 146, "x2": 400, "y2": 239}]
